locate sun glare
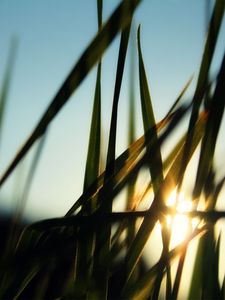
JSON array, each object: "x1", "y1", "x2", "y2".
[{"x1": 166, "y1": 190, "x2": 198, "y2": 248}]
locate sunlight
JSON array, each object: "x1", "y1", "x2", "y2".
[{"x1": 166, "y1": 189, "x2": 198, "y2": 248}]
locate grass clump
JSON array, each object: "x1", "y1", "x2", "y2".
[{"x1": 0, "y1": 0, "x2": 225, "y2": 299}]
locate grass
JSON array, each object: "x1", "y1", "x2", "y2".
[{"x1": 0, "y1": 0, "x2": 225, "y2": 299}]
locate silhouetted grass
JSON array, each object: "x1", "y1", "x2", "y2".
[{"x1": 0, "y1": 0, "x2": 225, "y2": 299}]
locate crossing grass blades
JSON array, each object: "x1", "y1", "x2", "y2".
[{"x1": 0, "y1": 0, "x2": 225, "y2": 299}]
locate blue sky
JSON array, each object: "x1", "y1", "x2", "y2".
[{"x1": 0, "y1": 0, "x2": 224, "y2": 220}]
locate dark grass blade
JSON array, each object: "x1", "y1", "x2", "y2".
[
  {"x1": 90, "y1": 14, "x2": 133, "y2": 299},
  {"x1": 97, "y1": 0, "x2": 102, "y2": 30},
  {"x1": 201, "y1": 230, "x2": 221, "y2": 299},
  {"x1": 0, "y1": 38, "x2": 17, "y2": 146},
  {"x1": 15, "y1": 207, "x2": 225, "y2": 233},
  {"x1": 138, "y1": 25, "x2": 169, "y2": 298},
  {"x1": 0, "y1": 0, "x2": 142, "y2": 188},
  {"x1": 74, "y1": 0, "x2": 102, "y2": 297},
  {"x1": 178, "y1": 0, "x2": 225, "y2": 192},
  {"x1": 172, "y1": 5, "x2": 225, "y2": 293},
  {"x1": 188, "y1": 174, "x2": 225, "y2": 300},
  {"x1": 105, "y1": 17, "x2": 132, "y2": 170},
  {"x1": 192, "y1": 52, "x2": 225, "y2": 200}
]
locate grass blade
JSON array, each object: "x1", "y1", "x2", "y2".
[
  {"x1": 178, "y1": 0, "x2": 225, "y2": 191},
  {"x1": 138, "y1": 25, "x2": 167, "y2": 298},
  {"x1": 74, "y1": 0, "x2": 102, "y2": 297},
  {"x1": 192, "y1": 52, "x2": 225, "y2": 200},
  {"x1": 137, "y1": 25, "x2": 163, "y2": 194},
  {"x1": 91, "y1": 12, "x2": 133, "y2": 298},
  {"x1": 0, "y1": 38, "x2": 17, "y2": 147}
]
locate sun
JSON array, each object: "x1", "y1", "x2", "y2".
[{"x1": 165, "y1": 189, "x2": 198, "y2": 248}]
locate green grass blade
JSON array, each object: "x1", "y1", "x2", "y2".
[
  {"x1": 192, "y1": 52, "x2": 225, "y2": 200},
  {"x1": 126, "y1": 28, "x2": 137, "y2": 248},
  {"x1": 74, "y1": 0, "x2": 102, "y2": 296},
  {"x1": 105, "y1": 18, "x2": 132, "y2": 169},
  {"x1": 137, "y1": 25, "x2": 163, "y2": 194},
  {"x1": 83, "y1": 65, "x2": 102, "y2": 201},
  {"x1": 137, "y1": 29, "x2": 166, "y2": 298},
  {"x1": 91, "y1": 14, "x2": 132, "y2": 299},
  {"x1": 0, "y1": 0, "x2": 142, "y2": 188}
]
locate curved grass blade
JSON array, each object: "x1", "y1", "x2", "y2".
[{"x1": 0, "y1": 0, "x2": 142, "y2": 188}]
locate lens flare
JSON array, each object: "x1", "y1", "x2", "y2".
[{"x1": 166, "y1": 190, "x2": 198, "y2": 247}]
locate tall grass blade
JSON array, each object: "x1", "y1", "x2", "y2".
[
  {"x1": 137, "y1": 25, "x2": 163, "y2": 194},
  {"x1": 74, "y1": 0, "x2": 102, "y2": 297},
  {"x1": 192, "y1": 52, "x2": 225, "y2": 200},
  {"x1": 91, "y1": 12, "x2": 132, "y2": 298},
  {"x1": 126, "y1": 27, "x2": 137, "y2": 249},
  {"x1": 138, "y1": 25, "x2": 168, "y2": 298},
  {"x1": 179, "y1": 0, "x2": 225, "y2": 190},
  {"x1": 122, "y1": 226, "x2": 207, "y2": 299}
]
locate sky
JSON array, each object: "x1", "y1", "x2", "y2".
[{"x1": 0, "y1": 0, "x2": 225, "y2": 220}]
